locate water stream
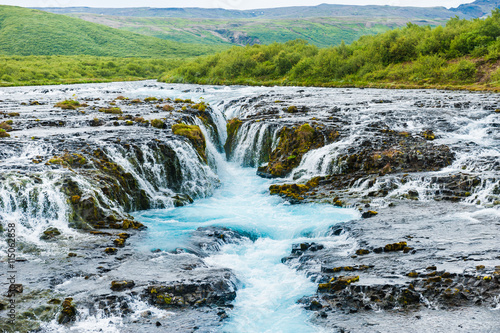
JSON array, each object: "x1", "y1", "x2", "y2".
[{"x1": 1, "y1": 81, "x2": 499, "y2": 332}]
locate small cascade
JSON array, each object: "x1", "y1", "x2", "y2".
[
  {"x1": 289, "y1": 136, "x2": 357, "y2": 181},
  {"x1": 0, "y1": 171, "x2": 73, "y2": 245},
  {"x1": 230, "y1": 122, "x2": 280, "y2": 167}
]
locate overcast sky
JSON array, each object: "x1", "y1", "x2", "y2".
[{"x1": 0, "y1": 0, "x2": 476, "y2": 10}]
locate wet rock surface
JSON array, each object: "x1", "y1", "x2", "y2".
[
  {"x1": 0, "y1": 82, "x2": 229, "y2": 332},
  {"x1": 224, "y1": 87, "x2": 500, "y2": 331},
  {"x1": 1, "y1": 83, "x2": 499, "y2": 332}
]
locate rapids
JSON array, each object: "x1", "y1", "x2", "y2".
[{"x1": 0, "y1": 81, "x2": 498, "y2": 332}]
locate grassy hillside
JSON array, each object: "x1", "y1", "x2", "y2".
[
  {"x1": 161, "y1": 10, "x2": 500, "y2": 91},
  {"x1": 68, "y1": 14, "x2": 443, "y2": 48},
  {"x1": 0, "y1": 6, "x2": 225, "y2": 58},
  {"x1": 36, "y1": 4, "x2": 473, "y2": 19},
  {"x1": 0, "y1": 56, "x2": 185, "y2": 87}
]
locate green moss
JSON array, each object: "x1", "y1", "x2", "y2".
[
  {"x1": 99, "y1": 107, "x2": 122, "y2": 114},
  {"x1": 384, "y1": 241, "x2": 408, "y2": 252},
  {"x1": 0, "y1": 128, "x2": 10, "y2": 138},
  {"x1": 57, "y1": 298, "x2": 76, "y2": 324},
  {"x1": 54, "y1": 100, "x2": 86, "y2": 110},
  {"x1": 151, "y1": 119, "x2": 165, "y2": 129},
  {"x1": 162, "y1": 104, "x2": 174, "y2": 111},
  {"x1": 125, "y1": 120, "x2": 134, "y2": 126},
  {"x1": 144, "y1": 97, "x2": 158, "y2": 102},
  {"x1": 259, "y1": 123, "x2": 322, "y2": 177},
  {"x1": 172, "y1": 123, "x2": 206, "y2": 162},
  {"x1": 224, "y1": 118, "x2": 243, "y2": 157}
]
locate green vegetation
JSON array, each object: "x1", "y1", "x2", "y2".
[
  {"x1": 151, "y1": 119, "x2": 165, "y2": 129},
  {"x1": 68, "y1": 14, "x2": 415, "y2": 48},
  {"x1": 99, "y1": 107, "x2": 122, "y2": 114},
  {"x1": 0, "y1": 6, "x2": 224, "y2": 58},
  {"x1": 0, "y1": 129, "x2": 10, "y2": 138},
  {"x1": 54, "y1": 100, "x2": 86, "y2": 110},
  {"x1": 172, "y1": 123, "x2": 206, "y2": 161},
  {"x1": 162, "y1": 10, "x2": 500, "y2": 91},
  {"x1": 0, "y1": 55, "x2": 185, "y2": 87}
]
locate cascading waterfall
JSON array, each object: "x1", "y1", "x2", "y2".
[
  {"x1": 2, "y1": 82, "x2": 499, "y2": 333},
  {"x1": 230, "y1": 122, "x2": 280, "y2": 167}
]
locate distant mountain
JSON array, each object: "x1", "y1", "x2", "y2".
[
  {"x1": 35, "y1": 4, "x2": 463, "y2": 20},
  {"x1": 26, "y1": 1, "x2": 500, "y2": 51},
  {"x1": 451, "y1": 0, "x2": 500, "y2": 17},
  {"x1": 0, "y1": 6, "x2": 222, "y2": 57}
]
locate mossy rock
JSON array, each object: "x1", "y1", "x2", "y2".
[
  {"x1": 111, "y1": 280, "x2": 135, "y2": 291},
  {"x1": 40, "y1": 227, "x2": 61, "y2": 240},
  {"x1": 421, "y1": 130, "x2": 436, "y2": 140},
  {"x1": 54, "y1": 100, "x2": 86, "y2": 110},
  {"x1": 0, "y1": 121, "x2": 12, "y2": 131},
  {"x1": 151, "y1": 119, "x2": 165, "y2": 129},
  {"x1": 162, "y1": 104, "x2": 174, "y2": 111},
  {"x1": 318, "y1": 275, "x2": 360, "y2": 292},
  {"x1": 384, "y1": 241, "x2": 408, "y2": 252},
  {"x1": 224, "y1": 118, "x2": 243, "y2": 158},
  {"x1": 0, "y1": 129, "x2": 10, "y2": 138},
  {"x1": 258, "y1": 123, "x2": 325, "y2": 178},
  {"x1": 99, "y1": 107, "x2": 122, "y2": 114},
  {"x1": 57, "y1": 298, "x2": 76, "y2": 324},
  {"x1": 172, "y1": 123, "x2": 206, "y2": 162}
]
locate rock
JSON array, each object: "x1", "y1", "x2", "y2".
[
  {"x1": 224, "y1": 118, "x2": 243, "y2": 158},
  {"x1": 362, "y1": 211, "x2": 378, "y2": 218},
  {"x1": 384, "y1": 242, "x2": 408, "y2": 252},
  {"x1": 318, "y1": 276, "x2": 360, "y2": 292},
  {"x1": 355, "y1": 249, "x2": 370, "y2": 255},
  {"x1": 111, "y1": 280, "x2": 135, "y2": 291},
  {"x1": 57, "y1": 298, "x2": 77, "y2": 324},
  {"x1": 40, "y1": 227, "x2": 61, "y2": 240},
  {"x1": 8, "y1": 284, "x2": 23, "y2": 294},
  {"x1": 257, "y1": 124, "x2": 337, "y2": 178},
  {"x1": 144, "y1": 277, "x2": 236, "y2": 308},
  {"x1": 104, "y1": 247, "x2": 117, "y2": 254}
]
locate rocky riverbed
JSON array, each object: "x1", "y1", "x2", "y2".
[{"x1": 0, "y1": 81, "x2": 499, "y2": 332}]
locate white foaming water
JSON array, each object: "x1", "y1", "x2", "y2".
[
  {"x1": 230, "y1": 122, "x2": 279, "y2": 167},
  {"x1": 134, "y1": 162, "x2": 359, "y2": 331},
  {"x1": 206, "y1": 239, "x2": 320, "y2": 333}
]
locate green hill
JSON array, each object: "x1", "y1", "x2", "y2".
[
  {"x1": 0, "y1": 5, "x2": 224, "y2": 58},
  {"x1": 161, "y1": 10, "x2": 500, "y2": 91},
  {"x1": 66, "y1": 15, "x2": 444, "y2": 48}
]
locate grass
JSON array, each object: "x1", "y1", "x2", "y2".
[
  {"x1": 68, "y1": 14, "x2": 444, "y2": 48},
  {"x1": 0, "y1": 6, "x2": 225, "y2": 58},
  {"x1": 0, "y1": 55, "x2": 188, "y2": 87}
]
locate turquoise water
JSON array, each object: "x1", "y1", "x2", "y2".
[{"x1": 134, "y1": 161, "x2": 358, "y2": 332}]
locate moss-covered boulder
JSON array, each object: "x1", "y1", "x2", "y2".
[
  {"x1": 40, "y1": 227, "x2": 61, "y2": 241},
  {"x1": 57, "y1": 298, "x2": 76, "y2": 324},
  {"x1": 224, "y1": 118, "x2": 242, "y2": 158},
  {"x1": 258, "y1": 123, "x2": 326, "y2": 178},
  {"x1": 54, "y1": 100, "x2": 87, "y2": 110},
  {"x1": 172, "y1": 123, "x2": 206, "y2": 162},
  {"x1": 0, "y1": 129, "x2": 10, "y2": 138}
]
